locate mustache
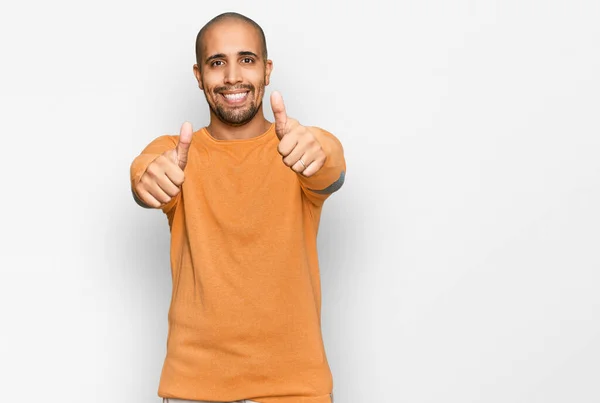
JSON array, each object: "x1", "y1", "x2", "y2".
[{"x1": 215, "y1": 84, "x2": 254, "y2": 93}]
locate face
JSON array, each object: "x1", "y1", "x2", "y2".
[{"x1": 194, "y1": 20, "x2": 273, "y2": 127}]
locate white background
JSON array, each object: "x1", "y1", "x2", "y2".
[{"x1": 0, "y1": 1, "x2": 599, "y2": 402}]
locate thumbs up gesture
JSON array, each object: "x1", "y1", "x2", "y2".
[
  {"x1": 270, "y1": 91, "x2": 326, "y2": 177},
  {"x1": 134, "y1": 122, "x2": 193, "y2": 208}
]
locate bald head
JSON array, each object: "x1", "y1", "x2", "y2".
[{"x1": 195, "y1": 12, "x2": 268, "y2": 66}]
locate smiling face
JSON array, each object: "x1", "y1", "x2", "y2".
[{"x1": 193, "y1": 18, "x2": 273, "y2": 127}]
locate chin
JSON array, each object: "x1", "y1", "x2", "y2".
[
  {"x1": 215, "y1": 105, "x2": 260, "y2": 126},
  {"x1": 218, "y1": 112, "x2": 253, "y2": 126}
]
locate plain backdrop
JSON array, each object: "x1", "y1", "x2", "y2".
[{"x1": 0, "y1": 0, "x2": 599, "y2": 402}]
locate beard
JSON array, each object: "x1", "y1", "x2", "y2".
[{"x1": 206, "y1": 82, "x2": 265, "y2": 127}]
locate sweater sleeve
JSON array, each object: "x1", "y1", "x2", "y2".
[
  {"x1": 297, "y1": 127, "x2": 346, "y2": 207},
  {"x1": 129, "y1": 134, "x2": 181, "y2": 216}
]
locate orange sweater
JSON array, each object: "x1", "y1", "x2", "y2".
[{"x1": 130, "y1": 123, "x2": 346, "y2": 403}]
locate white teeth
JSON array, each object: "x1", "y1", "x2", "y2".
[{"x1": 223, "y1": 92, "x2": 247, "y2": 100}]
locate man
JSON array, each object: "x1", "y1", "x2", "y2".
[{"x1": 130, "y1": 12, "x2": 346, "y2": 403}]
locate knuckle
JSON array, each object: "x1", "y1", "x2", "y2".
[
  {"x1": 146, "y1": 163, "x2": 160, "y2": 177},
  {"x1": 139, "y1": 175, "x2": 151, "y2": 187},
  {"x1": 174, "y1": 173, "x2": 185, "y2": 186},
  {"x1": 146, "y1": 174, "x2": 158, "y2": 186},
  {"x1": 168, "y1": 187, "x2": 180, "y2": 197}
]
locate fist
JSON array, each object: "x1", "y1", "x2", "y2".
[
  {"x1": 270, "y1": 91, "x2": 326, "y2": 177},
  {"x1": 134, "y1": 122, "x2": 193, "y2": 208}
]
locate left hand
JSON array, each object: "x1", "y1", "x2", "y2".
[{"x1": 270, "y1": 91, "x2": 326, "y2": 177}]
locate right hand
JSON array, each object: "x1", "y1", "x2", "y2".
[{"x1": 134, "y1": 122, "x2": 193, "y2": 208}]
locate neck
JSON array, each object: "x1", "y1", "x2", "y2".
[{"x1": 206, "y1": 106, "x2": 272, "y2": 140}]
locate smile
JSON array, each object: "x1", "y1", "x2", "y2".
[{"x1": 221, "y1": 91, "x2": 249, "y2": 104}]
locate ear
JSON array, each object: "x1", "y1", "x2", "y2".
[
  {"x1": 193, "y1": 64, "x2": 204, "y2": 91},
  {"x1": 264, "y1": 59, "x2": 273, "y2": 86}
]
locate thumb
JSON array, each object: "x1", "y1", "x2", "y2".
[
  {"x1": 270, "y1": 91, "x2": 288, "y2": 140},
  {"x1": 176, "y1": 121, "x2": 193, "y2": 170}
]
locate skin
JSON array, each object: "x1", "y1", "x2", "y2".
[
  {"x1": 193, "y1": 18, "x2": 273, "y2": 140},
  {"x1": 134, "y1": 18, "x2": 328, "y2": 209}
]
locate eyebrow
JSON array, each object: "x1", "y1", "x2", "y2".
[{"x1": 205, "y1": 51, "x2": 259, "y2": 64}]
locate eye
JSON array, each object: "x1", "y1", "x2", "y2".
[
  {"x1": 241, "y1": 57, "x2": 254, "y2": 64},
  {"x1": 211, "y1": 60, "x2": 224, "y2": 67}
]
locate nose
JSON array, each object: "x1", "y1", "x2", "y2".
[{"x1": 224, "y1": 63, "x2": 242, "y2": 85}]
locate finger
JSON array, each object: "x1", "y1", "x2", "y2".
[
  {"x1": 139, "y1": 170, "x2": 178, "y2": 203},
  {"x1": 270, "y1": 91, "x2": 288, "y2": 139},
  {"x1": 291, "y1": 153, "x2": 312, "y2": 174},
  {"x1": 277, "y1": 131, "x2": 299, "y2": 158},
  {"x1": 300, "y1": 158, "x2": 325, "y2": 177},
  {"x1": 282, "y1": 142, "x2": 307, "y2": 167},
  {"x1": 176, "y1": 121, "x2": 194, "y2": 170},
  {"x1": 155, "y1": 174, "x2": 181, "y2": 198},
  {"x1": 145, "y1": 154, "x2": 179, "y2": 183},
  {"x1": 148, "y1": 180, "x2": 176, "y2": 204},
  {"x1": 135, "y1": 188, "x2": 162, "y2": 208},
  {"x1": 163, "y1": 162, "x2": 185, "y2": 187}
]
